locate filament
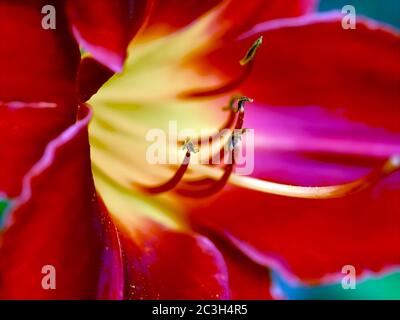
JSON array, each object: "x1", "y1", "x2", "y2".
[
  {"x1": 175, "y1": 152, "x2": 236, "y2": 198},
  {"x1": 134, "y1": 151, "x2": 191, "y2": 194}
]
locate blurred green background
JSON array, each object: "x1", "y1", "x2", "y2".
[{"x1": 274, "y1": 0, "x2": 400, "y2": 300}]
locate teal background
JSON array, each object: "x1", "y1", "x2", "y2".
[
  {"x1": 274, "y1": 0, "x2": 400, "y2": 300},
  {"x1": 274, "y1": 271, "x2": 400, "y2": 300},
  {"x1": 319, "y1": 0, "x2": 400, "y2": 28}
]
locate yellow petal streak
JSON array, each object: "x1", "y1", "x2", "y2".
[{"x1": 191, "y1": 156, "x2": 400, "y2": 199}]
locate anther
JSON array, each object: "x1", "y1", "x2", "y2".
[
  {"x1": 180, "y1": 37, "x2": 262, "y2": 99},
  {"x1": 178, "y1": 95, "x2": 252, "y2": 150},
  {"x1": 240, "y1": 36, "x2": 263, "y2": 66},
  {"x1": 223, "y1": 95, "x2": 253, "y2": 112},
  {"x1": 208, "y1": 96, "x2": 251, "y2": 164},
  {"x1": 182, "y1": 138, "x2": 199, "y2": 154},
  {"x1": 237, "y1": 96, "x2": 253, "y2": 113},
  {"x1": 229, "y1": 128, "x2": 248, "y2": 150}
]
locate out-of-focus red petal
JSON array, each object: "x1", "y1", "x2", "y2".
[
  {"x1": 67, "y1": 0, "x2": 154, "y2": 72},
  {"x1": 0, "y1": 105, "x2": 123, "y2": 299},
  {"x1": 222, "y1": 244, "x2": 272, "y2": 300},
  {"x1": 0, "y1": 0, "x2": 80, "y2": 107},
  {"x1": 200, "y1": 14, "x2": 400, "y2": 131},
  {"x1": 198, "y1": 230, "x2": 273, "y2": 299},
  {"x1": 78, "y1": 57, "x2": 115, "y2": 103},
  {"x1": 116, "y1": 219, "x2": 230, "y2": 299},
  {"x1": 0, "y1": 103, "x2": 75, "y2": 197},
  {"x1": 189, "y1": 169, "x2": 400, "y2": 284},
  {"x1": 0, "y1": 1, "x2": 83, "y2": 197},
  {"x1": 214, "y1": 0, "x2": 318, "y2": 39},
  {"x1": 144, "y1": 0, "x2": 223, "y2": 35},
  {"x1": 143, "y1": 0, "x2": 317, "y2": 37}
]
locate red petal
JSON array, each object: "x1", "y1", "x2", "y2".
[
  {"x1": 144, "y1": 0, "x2": 223, "y2": 35},
  {"x1": 117, "y1": 219, "x2": 230, "y2": 299},
  {"x1": 0, "y1": 0, "x2": 80, "y2": 107},
  {"x1": 0, "y1": 103, "x2": 74, "y2": 197},
  {"x1": 197, "y1": 230, "x2": 273, "y2": 299},
  {"x1": 67, "y1": 0, "x2": 154, "y2": 72},
  {"x1": 201, "y1": 14, "x2": 400, "y2": 131},
  {"x1": 0, "y1": 105, "x2": 123, "y2": 299},
  {"x1": 78, "y1": 57, "x2": 115, "y2": 102},
  {"x1": 0, "y1": 1, "x2": 82, "y2": 196},
  {"x1": 143, "y1": 0, "x2": 316, "y2": 37},
  {"x1": 221, "y1": 243, "x2": 273, "y2": 300},
  {"x1": 189, "y1": 169, "x2": 400, "y2": 283},
  {"x1": 214, "y1": 0, "x2": 318, "y2": 39}
]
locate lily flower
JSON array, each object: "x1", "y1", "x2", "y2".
[{"x1": 0, "y1": 0, "x2": 399, "y2": 300}]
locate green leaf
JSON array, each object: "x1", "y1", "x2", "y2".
[{"x1": 0, "y1": 198, "x2": 11, "y2": 230}]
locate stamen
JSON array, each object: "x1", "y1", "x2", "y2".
[
  {"x1": 182, "y1": 137, "x2": 199, "y2": 154},
  {"x1": 178, "y1": 96, "x2": 251, "y2": 153},
  {"x1": 219, "y1": 108, "x2": 237, "y2": 132},
  {"x1": 184, "y1": 177, "x2": 216, "y2": 186},
  {"x1": 134, "y1": 150, "x2": 192, "y2": 194},
  {"x1": 229, "y1": 128, "x2": 248, "y2": 150},
  {"x1": 206, "y1": 96, "x2": 251, "y2": 164},
  {"x1": 234, "y1": 105, "x2": 245, "y2": 130},
  {"x1": 175, "y1": 150, "x2": 236, "y2": 198},
  {"x1": 240, "y1": 36, "x2": 263, "y2": 66},
  {"x1": 177, "y1": 109, "x2": 236, "y2": 149},
  {"x1": 179, "y1": 37, "x2": 262, "y2": 99},
  {"x1": 222, "y1": 95, "x2": 253, "y2": 112}
]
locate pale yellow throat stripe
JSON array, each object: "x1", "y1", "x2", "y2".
[{"x1": 191, "y1": 156, "x2": 400, "y2": 199}]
